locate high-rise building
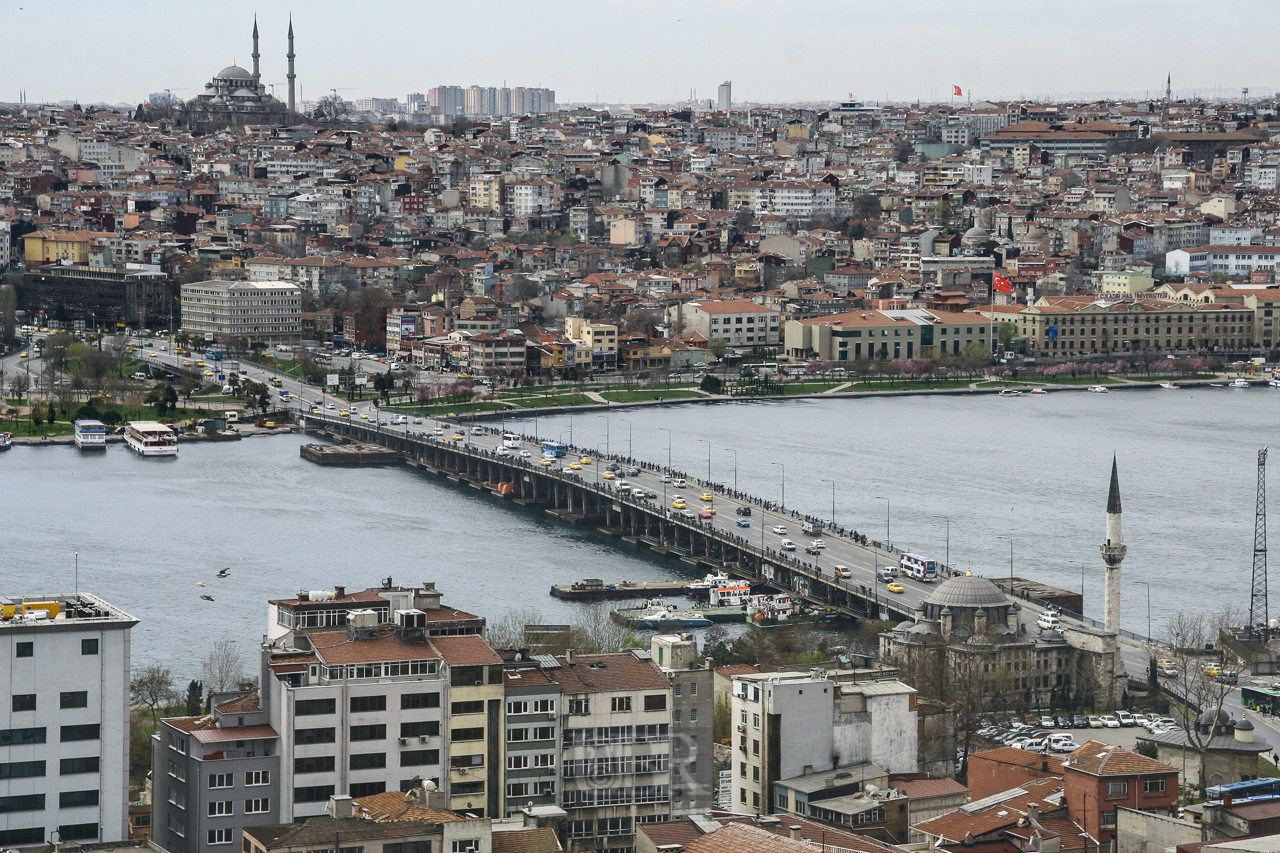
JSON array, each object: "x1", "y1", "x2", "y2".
[
  {"x1": 407, "y1": 92, "x2": 424, "y2": 110},
  {"x1": 718, "y1": 81, "x2": 732, "y2": 111},
  {"x1": 0, "y1": 592, "x2": 138, "y2": 848}
]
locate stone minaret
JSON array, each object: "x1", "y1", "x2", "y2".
[
  {"x1": 252, "y1": 16, "x2": 260, "y2": 84},
  {"x1": 1100, "y1": 456, "x2": 1127, "y2": 637},
  {"x1": 286, "y1": 16, "x2": 296, "y2": 114}
]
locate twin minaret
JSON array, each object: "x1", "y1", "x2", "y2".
[
  {"x1": 1100, "y1": 455, "x2": 1127, "y2": 637},
  {"x1": 250, "y1": 15, "x2": 296, "y2": 114}
]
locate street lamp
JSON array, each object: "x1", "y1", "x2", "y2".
[
  {"x1": 771, "y1": 462, "x2": 785, "y2": 510},
  {"x1": 932, "y1": 515, "x2": 950, "y2": 573},
  {"x1": 659, "y1": 427, "x2": 672, "y2": 473},
  {"x1": 598, "y1": 415, "x2": 609, "y2": 457},
  {"x1": 821, "y1": 479, "x2": 836, "y2": 527},
  {"x1": 620, "y1": 418, "x2": 632, "y2": 456},
  {"x1": 875, "y1": 496, "x2": 890, "y2": 548},
  {"x1": 1068, "y1": 560, "x2": 1085, "y2": 610},
  {"x1": 1133, "y1": 580, "x2": 1152, "y2": 641},
  {"x1": 697, "y1": 438, "x2": 711, "y2": 483},
  {"x1": 724, "y1": 448, "x2": 737, "y2": 492},
  {"x1": 997, "y1": 536, "x2": 1016, "y2": 585}
]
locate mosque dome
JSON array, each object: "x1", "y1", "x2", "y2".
[
  {"x1": 924, "y1": 575, "x2": 1009, "y2": 610},
  {"x1": 217, "y1": 65, "x2": 254, "y2": 81}
]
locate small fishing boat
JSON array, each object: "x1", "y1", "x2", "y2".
[
  {"x1": 0, "y1": 432, "x2": 11, "y2": 451},
  {"x1": 998, "y1": 388, "x2": 1023, "y2": 397},
  {"x1": 1030, "y1": 387, "x2": 1048, "y2": 395},
  {"x1": 1231, "y1": 378, "x2": 1251, "y2": 388},
  {"x1": 1159, "y1": 382, "x2": 1179, "y2": 390},
  {"x1": 1087, "y1": 385, "x2": 1109, "y2": 393}
]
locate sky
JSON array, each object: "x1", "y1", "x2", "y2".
[{"x1": 3, "y1": 0, "x2": 1280, "y2": 107}]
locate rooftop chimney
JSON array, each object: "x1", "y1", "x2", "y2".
[
  {"x1": 328, "y1": 794, "x2": 354, "y2": 819},
  {"x1": 334, "y1": 585, "x2": 346, "y2": 598},
  {"x1": 789, "y1": 827, "x2": 803, "y2": 841}
]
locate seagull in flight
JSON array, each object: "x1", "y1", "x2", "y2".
[
  {"x1": 200, "y1": 595, "x2": 215, "y2": 602},
  {"x1": 216, "y1": 568, "x2": 230, "y2": 578},
  {"x1": 196, "y1": 582, "x2": 206, "y2": 587}
]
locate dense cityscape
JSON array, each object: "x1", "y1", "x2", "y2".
[{"x1": 6, "y1": 7, "x2": 1280, "y2": 853}]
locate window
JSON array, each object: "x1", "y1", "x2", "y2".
[
  {"x1": 508, "y1": 728, "x2": 529, "y2": 742},
  {"x1": 350, "y1": 753, "x2": 387, "y2": 770},
  {"x1": 244, "y1": 798, "x2": 270, "y2": 814},
  {"x1": 0, "y1": 727, "x2": 46, "y2": 745},
  {"x1": 61, "y1": 757, "x2": 99, "y2": 775},
  {"x1": 209, "y1": 773, "x2": 234, "y2": 789},
  {"x1": 294, "y1": 785, "x2": 336, "y2": 803},
  {"x1": 1100, "y1": 810, "x2": 1117, "y2": 830},
  {"x1": 507, "y1": 700, "x2": 529, "y2": 715},
  {"x1": 0, "y1": 829, "x2": 44, "y2": 846},
  {"x1": 294, "y1": 756, "x2": 335, "y2": 774},
  {"x1": 452, "y1": 840, "x2": 482, "y2": 853},
  {"x1": 690, "y1": 709, "x2": 698, "y2": 722},
  {"x1": 246, "y1": 770, "x2": 270, "y2": 786},
  {"x1": 452, "y1": 781, "x2": 484, "y2": 795},
  {"x1": 60, "y1": 691, "x2": 88, "y2": 709},
  {"x1": 401, "y1": 749, "x2": 440, "y2": 767},
  {"x1": 400, "y1": 721, "x2": 440, "y2": 738},
  {"x1": 208, "y1": 800, "x2": 234, "y2": 817},
  {"x1": 209, "y1": 829, "x2": 235, "y2": 845},
  {"x1": 689, "y1": 683, "x2": 697, "y2": 695},
  {"x1": 673, "y1": 711, "x2": 682, "y2": 724},
  {"x1": 167, "y1": 760, "x2": 186, "y2": 781},
  {"x1": 0, "y1": 760, "x2": 45, "y2": 779},
  {"x1": 349, "y1": 782, "x2": 387, "y2": 798},
  {"x1": 451, "y1": 727, "x2": 484, "y2": 742},
  {"x1": 350, "y1": 695, "x2": 387, "y2": 713},
  {"x1": 12, "y1": 694, "x2": 36, "y2": 712},
  {"x1": 1106, "y1": 780, "x2": 1129, "y2": 796},
  {"x1": 611, "y1": 696, "x2": 632, "y2": 712},
  {"x1": 60, "y1": 790, "x2": 99, "y2": 808},
  {"x1": 295, "y1": 727, "x2": 336, "y2": 745},
  {"x1": 569, "y1": 698, "x2": 590, "y2": 715},
  {"x1": 350, "y1": 724, "x2": 386, "y2": 742},
  {"x1": 384, "y1": 843, "x2": 431, "y2": 853},
  {"x1": 507, "y1": 754, "x2": 530, "y2": 770},
  {"x1": 451, "y1": 700, "x2": 485, "y2": 715},
  {"x1": 0, "y1": 793, "x2": 46, "y2": 813},
  {"x1": 16, "y1": 641, "x2": 32, "y2": 657},
  {"x1": 1144, "y1": 777, "x2": 1167, "y2": 793},
  {"x1": 60, "y1": 724, "x2": 99, "y2": 742},
  {"x1": 61, "y1": 823, "x2": 99, "y2": 842},
  {"x1": 81, "y1": 639, "x2": 98, "y2": 655},
  {"x1": 644, "y1": 694, "x2": 667, "y2": 711},
  {"x1": 295, "y1": 698, "x2": 336, "y2": 716}
]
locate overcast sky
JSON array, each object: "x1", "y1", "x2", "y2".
[{"x1": 4, "y1": 0, "x2": 1279, "y2": 107}]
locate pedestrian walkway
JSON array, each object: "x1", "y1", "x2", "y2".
[{"x1": 824, "y1": 382, "x2": 854, "y2": 394}]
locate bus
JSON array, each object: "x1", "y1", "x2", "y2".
[
  {"x1": 1242, "y1": 684, "x2": 1280, "y2": 716},
  {"x1": 541, "y1": 440, "x2": 568, "y2": 458},
  {"x1": 503, "y1": 433, "x2": 522, "y2": 449},
  {"x1": 899, "y1": 553, "x2": 938, "y2": 582}
]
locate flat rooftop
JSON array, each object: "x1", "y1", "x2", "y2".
[{"x1": 0, "y1": 591, "x2": 139, "y2": 630}]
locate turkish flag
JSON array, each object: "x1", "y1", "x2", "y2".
[
  {"x1": 953, "y1": 85, "x2": 963, "y2": 97},
  {"x1": 993, "y1": 273, "x2": 1013, "y2": 294}
]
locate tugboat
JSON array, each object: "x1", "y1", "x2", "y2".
[{"x1": 628, "y1": 605, "x2": 713, "y2": 629}]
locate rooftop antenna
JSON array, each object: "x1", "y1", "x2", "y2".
[
  {"x1": 75, "y1": 550, "x2": 79, "y2": 594},
  {"x1": 1251, "y1": 447, "x2": 1269, "y2": 629}
]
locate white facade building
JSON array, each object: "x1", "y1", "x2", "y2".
[
  {"x1": 668, "y1": 300, "x2": 782, "y2": 349},
  {"x1": 180, "y1": 280, "x2": 304, "y2": 344},
  {"x1": 0, "y1": 592, "x2": 138, "y2": 848}
]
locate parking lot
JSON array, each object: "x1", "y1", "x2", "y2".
[{"x1": 974, "y1": 713, "x2": 1178, "y2": 756}]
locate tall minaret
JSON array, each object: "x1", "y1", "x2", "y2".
[
  {"x1": 1100, "y1": 456, "x2": 1127, "y2": 637},
  {"x1": 1165, "y1": 73, "x2": 1171, "y2": 102},
  {"x1": 252, "y1": 16, "x2": 261, "y2": 85},
  {"x1": 287, "y1": 16, "x2": 296, "y2": 114}
]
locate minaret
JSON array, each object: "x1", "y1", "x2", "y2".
[
  {"x1": 1165, "y1": 74, "x2": 1171, "y2": 102},
  {"x1": 287, "y1": 16, "x2": 296, "y2": 114},
  {"x1": 1100, "y1": 456, "x2": 1127, "y2": 637},
  {"x1": 252, "y1": 16, "x2": 261, "y2": 84}
]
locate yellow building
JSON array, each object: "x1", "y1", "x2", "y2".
[
  {"x1": 565, "y1": 317, "x2": 618, "y2": 371},
  {"x1": 433, "y1": 635, "x2": 506, "y2": 816},
  {"x1": 468, "y1": 175, "x2": 503, "y2": 212},
  {"x1": 23, "y1": 230, "x2": 109, "y2": 265},
  {"x1": 1098, "y1": 270, "x2": 1155, "y2": 294}
]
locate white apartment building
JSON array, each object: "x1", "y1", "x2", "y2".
[
  {"x1": 0, "y1": 592, "x2": 138, "y2": 848},
  {"x1": 546, "y1": 651, "x2": 675, "y2": 853},
  {"x1": 181, "y1": 280, "x2": 303, "y2": 344},
  {"x1": 730, "y1": 672, "x2": 917, "y2": 816},
  {"x1": 668, "y1": 300, "x2": 781, "y2": 349},
  {"x1": 1165, "y1": 245, "x2": 1280, "y2": 276},
  {"x1": 506, "y1": 181, "x2": 557, "y2": 218}
]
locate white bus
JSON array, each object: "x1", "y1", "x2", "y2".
[
  {"x1": 502, "y1": 432, "x2": 522, "y2": 449},
  {"x1": 899, "y1": 553, "x2": 938, "y2": 582}
]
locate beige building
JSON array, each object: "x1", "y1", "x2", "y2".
[
  {"x1": 785, "y1": 309, "x2": 988, "y2": 361},
  {"x1": 1097, "y1": 270, "x2": 1156, "y2": 294},
  {"x1": 469, "y1": 174, "x2": 503, "y2": 212},
  {"x1": 180, "y1": 279, "x2": 303, "y2": 344},
  {"x1": 565, "y1": 317, "x2": 618, "y2": 372},
  {"x1": 669, "y1": 300, "x2": 781, "y2": 349}
]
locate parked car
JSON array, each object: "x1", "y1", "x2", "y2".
[
  {"x1": 1071, "y1": 714, "x2": 1087, "y2": 728},
  {"x1": 1040, "y1": 716, "x2": 1056, "y2": 729},
  {"x1": 1115, "y1": 711, "x2": 1136, "y2": 727},
  {"x1": 1056, "y1": 715, "x2": 1072, "y2": 729},
  {"x1": 1087, "y1": 716, "x2": 1105, "y2": 728},
  {"x1": 1100, "y1": 715, "x2": 1121, "y2": 728}
]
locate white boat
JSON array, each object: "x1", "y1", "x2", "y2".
[
  {"x1": 629, "y1": 608, "x2": 713, "y2": 629},
  {"x1": 73, "y1": 419, "x2": 107, "y2": 450},
  {"x1": 708, "y1": 583, "x2": 752, "y2": 607},
  {"x1": 686, "y1": 571, "x2": 734, "y2": 599},
  {"x1": 746, "y1": 593, "x2": 795, "y2": 624},
  {"x1": 1087, "y1": 385, "x2": 1109, "y2": 393},
  {"x1": 1159, "y1": 382, "x2": 1179, "y2": 390},
  {"x1": 1269, "y1": 378, "x2": 1280, "y2": 388},
  {"x1": 1030, "y1": 388, "x2": 1048, "y2": 395},
  {"x1": 124, "y1": 421, "x2": 178, "y2": 457},
  {"x1": 1231, "y1": 378, "x2": 1251, "y2": 388},
  {"x1": 998, "y1": 388, "x2": 1023, "y2": 397},
  {"x1": 0, "y1": 432, "x2": 11, "y2": 452}
]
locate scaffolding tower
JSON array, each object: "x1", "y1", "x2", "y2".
[{"x1": 1251, "y1": 447, "x2": 1269, "y2": 629}]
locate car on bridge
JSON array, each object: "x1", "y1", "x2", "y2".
[
  {"x1": 886, "y1": 581, "x2": 904, "y2": 594},
  {"x1": 771, "y1": 525, "x2": 787, "y2": 534},
  {"x1": 736, "y1": 519, "x2": 750, "y2": 528},
  {"x1": 833, "y1": 565, "x2": 851, "y2": 578},
  {"x1": 672, "y1": 499, "x2": 686, "y2": 509}
]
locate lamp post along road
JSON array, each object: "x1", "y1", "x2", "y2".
[
  {"x1": 875, "y1": 496, "x2": 890, "y2": 549},
  {"x1": 822, "y1": 479, "x2": 836, "y2": 527},
  {"x1": 620, "y1": 418, "x2": 632, "y2": 455},
  {"x1": 724, "y1": 448, "x2": 738, "y2": 492},
  {"x1": 772, "y1": 462, "x2": 785, "y2": 510},
  {"x1": 932, "y1": 515, "x2": 950, "y2": 573},
  {"x1": 659, "y1": 427, "x2": 672, "y2": 473},
  {"x1": 698, "y1": 439, "x2": 711, "y2": 483}
]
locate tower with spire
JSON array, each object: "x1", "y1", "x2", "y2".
[
  {"x1": 252, "y1": 16, "x2": 260, "y2": 84},
  {"x1": 1166, "y1": 73, "x2": 1171, "y2": 102},
  {"x1": 1101, "y1": 456, "x2": 1127, "y2": 639},
  {"x1": 287, "y1": 16, "x2": 296, "y2": 114}
]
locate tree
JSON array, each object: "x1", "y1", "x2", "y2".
[
  {"x1": 185, "y1": 680, "x2": 205, "y2": 716},
  {"x1": 131, "y1": 664, "x2": 178, "y2": 724},
  {"x1": 179, "y1": 375, "x2": 198, "y2": 406},
  {"x1": 312, "y1": 94, "x2": 349, "y2": 122},
  {"x1": 932, "y1": 197, "x2": 954, "y2": 230},
  {"x1": 706, "y1": 337, "x2": 730, "y2": 360},
  {"x1": 201, "y1": 639, "x2": 246, "y2": 694},
  {"x1": 998, "y1": 321, "x2": 1019, "y2": 351},
  {"x1": 31, "y1": 407, "x2": 43, "y2": 434}
]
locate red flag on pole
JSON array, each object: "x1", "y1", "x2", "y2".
[
  {"x1": 993, "y1": 272, "x2": 1013, "y2": 294},
  {"x1": 953, "y1": 85, "x2": 963, "y2": 97},
  {"x1": 848, "y1": 92, "x2": 853, "y2": 99}
]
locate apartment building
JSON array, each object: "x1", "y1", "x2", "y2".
[
  {"x1": 546, "y1": 651, "x2": 675, "y2": 853},
  {"x1": 180, "y1": 280, "x2": 303, "y2": 344},
  {"x1": 669, "y1": 300, "x2": 781, "y2": 349},
  {"x1": 730, "y1": 671, "x2": 918, "y2": 817},
  {"x1": 649, "y1": 636, "x2": 714, "y2": 817},
  {"x1": 564, "y1": 318, "x2": 618, "y2": 373},
  {"x1": 501, "y1": 667, "x2": 561, "y2": 815},
  {"x1": 0, "y1": 592, "x2": 138, "y2": 848}
]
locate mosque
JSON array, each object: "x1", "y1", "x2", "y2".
[{"x1": 181, "y1": 18, "x2": 296, "y2": 133}]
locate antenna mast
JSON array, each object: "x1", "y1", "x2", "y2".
[{"x1": 1251, "y1": 447, "x2": 1269, "y2": 629}]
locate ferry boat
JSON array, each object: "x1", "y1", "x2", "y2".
[
  {"x1": 1231, "y1": 378, "x2": 1251, "y2": 388},
  {"x1": 1087, "y1": 385, "x2": 1109, "y2": 393},
  {"x1": 746, "y1": 593, "x2": 795, "y2": 624},
  {"x1": 73, "y1": 419, "x2": 107, "y2": 450},
  {"x1": 686, "y1": 571, "x2": 735, "y2": 600},
  {"x1": 628, "y1": 606, "x2": 713, "y2": 629},
  {"x1": 708, "y1": 583, "x2": 752, "y2": 608},
  {"x1": 123, "y1": 421, "x2": 178, "y2": 457},
  {"x1": 0, "y1": 432, "x2": 11, "y2": 451}
]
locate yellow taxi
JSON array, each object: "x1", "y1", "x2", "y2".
[
  {"x1": 339, "y1": 409, "x2": 351, "y2": 417},
  {"x1": 540, "y1": 459, "x2": 554, "y2": 466},
  {"x1": 203, "y1": 370, "x2": 213, "y2": 376},
  {"x1": 311, "y1": 407, "x2": 321, "y2": 414},
  {"x1": 703, "y1": 506, "x2": 716, "y2": 514},
  {"x1": 182, "y1": 360, "x2": 192, "y2": 367},
  {"x1": 886, "y1": 581, "x2": 905, "y2": 594},
  {"x1": 700, "y1": 493, "x2": 714, "y2": 501},
  {"x1": 452, "y1": 433, "x2": 465, "y2": 441},
  {"x1": 124, "y1": 346, "x2": 136, "y2": 354},
  {"x1": 359, "y1": 412, "x2": 369, "y2": 419},
  {"x1": 579, "y1": 457, "x2": 593, "y2": 465},
  {"x1": 672, "y1": 499, "x2": 687, "y2": 509},
  {"x1": 569, "y1": 462, "x2": 583, "y2": 470},
  {"x1": 197, "y1": 361, "x2": 206, "y2": 367},
  {"x1": 459, "y1": 373, "x2": 471, "y2": 378},
  {"x1": 1202, "y1": 663, "x2": 1222, "y2": 677},
  {"x1": 19, "y1": 351, "x2": 27, "y2": 358},
  {"x1": 602, "y1": 471, "x2": 616, "y2": 479}
]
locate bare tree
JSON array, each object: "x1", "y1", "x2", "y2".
[
  {"x1": 131, "y1": 664, "x2": 178, "y2": 723},
  {"x1": 201, "y1": 639, "x2": 246, "y2": 694},
  {"x1": 1159, "y1": 608, "x2": 1240, "y2": 766}
]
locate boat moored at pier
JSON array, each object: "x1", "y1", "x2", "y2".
[
  {"x1": 124, "y1": 421, "x2": 178, "y2": 457},
  {"x1": 73, "y1": 419, "x2": 107, "y2": 450}
]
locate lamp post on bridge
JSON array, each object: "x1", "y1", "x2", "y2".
[
  {"x1": 620, "y1": 418, "x2": 632, "y2": 456},
  {"x1": 821, "y1": 479, "x2": 836, "y2": 527},
  {"x1": 724, "y1": 448, "x2": 737, "y2": 492},
  {"x1": 932, "y1": 515, "x2": 950, "y2": 575}
]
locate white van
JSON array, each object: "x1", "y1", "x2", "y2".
[
  {"x1": 1037, "y1": 612, "x2": 1062, "y2": 631},
  {"x1": 779, "y1": 539, "x2": 796, "y2": 551},
  {"x1": 225, "y1": 411, "x2": 240, "y2": 423},
  {"x1": 673, "y1": 478, "x2": 687, "y2": 488}
]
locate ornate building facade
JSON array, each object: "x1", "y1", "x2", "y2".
[{"x1": 181, "y1": 19, "x2": 291, "y2": 132}]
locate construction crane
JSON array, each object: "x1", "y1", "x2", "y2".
[{"x1": 1251, "y1": 447, "x2": 1269, "y2": 630}]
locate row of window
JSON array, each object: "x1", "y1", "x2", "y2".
[
  {"x1": 293, "y1": 748, "x2": 442, "y2": 775},
  {"x1": 0, "y1": 725, "x2": 99, "y2": 745},
  {"x1": 294, "y1": 781, "x2": 391, "y2": 803},
  {"x1": 0, "y1": 789, "x2": 98, "y2": 813},
  {"x1": 206, "y1": 798, "x2": 270, "y2": 817},
  {"x1": 563, "y1": 724, "x2": 670, "y2": 746},
  {"x1": 208, "y1": 771, "x2": 270, "y2": 788},
  {"x1": 0, "y1": 824, "x2": 97, "y2": 846},
  {"x1": 563, "y1": 754, "x2": 669, "y2": 778},
  {"x1": 11, "y1": 691, "x2": 89, "y2": 712},
  {"x1": 13, "y1": 639, "x2": 98, "y2": 657},
  {"x1": 0, "y1": 757, "x2": 99, "y2": 778},
  {"x1": 508, "y1": 726, "x2": 555, "y2": 743}
]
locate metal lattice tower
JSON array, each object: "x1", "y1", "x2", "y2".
[{"x1": 1251, "y1": 447, "x2": 1269, "y2": 629}]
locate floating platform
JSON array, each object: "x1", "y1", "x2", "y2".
[
  {"x1": 551, "y1": 580, "x2": 694, "y2": 600},
  {"x1": 300, "y1": 443, "x2": 401, "y2": 466}
]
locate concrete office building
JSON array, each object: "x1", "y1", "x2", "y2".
[
  {"x1": 649, "y1": 635, "x2": 714, "y2": 817},
  {"x1": 718, "y1": 82, "x2": 732, "y2": 112},
  {"x1": 180, "y1": 280, "x2": 303, "y2": 345},
  {"x1": 0, "y1": 592, "x2": 138, "y2": 848}
]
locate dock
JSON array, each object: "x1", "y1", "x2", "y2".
[
  {"x1": 300, "y1": 443, "x2": 402, "y2": 466},
  {"x1": 551, "y1": 579, "x2": 694, "y2": 601}
]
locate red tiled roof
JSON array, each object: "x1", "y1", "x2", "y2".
[
  {"x1": 429, "y1": 634, "x2": 502, "y2": 667},
  {"x1": 547, "y1": 653, "x2": 670, "y2": 693},
  {"x1": 1065, "y1": 740, "x2": 1177, "y2": 776}
]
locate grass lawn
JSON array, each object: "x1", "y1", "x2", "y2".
[
  {"x1": 598, "y1": 388, "x2": 703, "y2": 403},
  {"x1": 509, "y1": 394, "x2": 597, "y2": 408},
  {"x1": 1003, "y1": 375, "x2": 1124, "y2": 385},
  {"x1": 0, "y1": 418, "x2": 75, "y2": 436},
  {"x1": 1124, "y1": 374, "x2": 1216, "y2": 383},
  {"x1": 401, "y1": 401, "x2": 509, "y2": 416}
]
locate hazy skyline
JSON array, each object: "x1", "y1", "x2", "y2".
[{"x1": 4, "y1": 0, "x2": 1280, "y2": 107}]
